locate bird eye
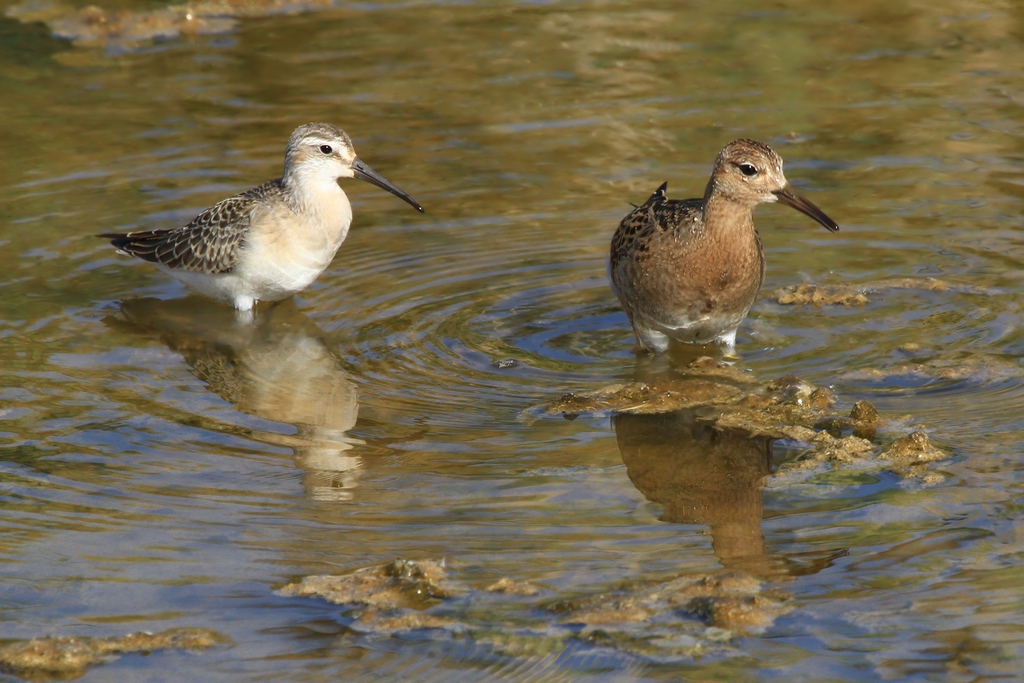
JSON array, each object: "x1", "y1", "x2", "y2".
[
  {"x1": 739, "y1": 163, "x2": 758, "y2": 177},
  {"x1": 319, "y1": 145, "x2": 333, "y2": 154}
]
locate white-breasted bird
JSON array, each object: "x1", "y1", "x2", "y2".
[{"x1": 102, "y1": 122, "x2": 423, "y2": 312}]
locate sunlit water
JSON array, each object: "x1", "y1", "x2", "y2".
[{"x1": 3, "y1": 1, "x2": 1024, "y2": 680}]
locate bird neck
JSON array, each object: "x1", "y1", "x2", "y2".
[
  {"x1": 702, "y1": 191, "x2": 757, "y2": 241},
  {"x1": 281, "y1": 168, "x2": 352, "y2": 230}
]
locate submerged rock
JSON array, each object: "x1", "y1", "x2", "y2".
[
  {"x1": 772, "y1": 277, "x2": 985, "y2": 306},
  {"x1": 838, "y1": 354, "x2": 1024, "y2": 385},
  {"x1": 485, "y1": 578, "x2": 542, "y2": 596},
  {"x1": 878, "y1": 431, "x2": 947, "y2": 482},
  {"x1": 0, "y1": 628, "x2": 225, "y2": 681},
  {"x1": 549, "y1": 571, "x2": 790, "y2": 637},
  {"x1": 544, "y1": 378, "x2": 744, "y2": 417},
  {"x1": 278, "y1": 558, "x2": 788, "y2": 661},
  {"x1": 774, "y1": 282, "x2": 869, "y2": 306},
  {"x1": 277, "y1": 559, "x2": 455, "y2": 612},
  {"x1": 683, "y1": 594, "x2": 785, "y2": 631},
  {"x1": 353, "y1": 612, "x2": 460, "y2": 633},
  {"x1": 781, "y1": 432, "x2": 876, "y2": 470},
  {"x1": 532, "y1": 356, "x2": 949, "y2": 482}
]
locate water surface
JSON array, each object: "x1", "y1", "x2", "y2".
[{"x1": 2, "y1": 1, "x2": 1024, "y2": 680}]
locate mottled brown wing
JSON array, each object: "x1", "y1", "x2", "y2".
[
  {"x1": 101, "y1": 179, "x2": 284, "y2": 274},
  {"x1": 649, "y1": 197, "x2": 704, "y2": 237},
  {"x1": 611, "y1": 184, "x2": 663, "y2": 270},
  {"x1": 611, "y1": 183, "x2": 703, "y2": 269}
]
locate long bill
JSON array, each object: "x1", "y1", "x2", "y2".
[
  {"x1": 774, "y1": 186, "x2": 839, "y2": 232},
  {"x1": 351, "y1": 158, "x2": 425, "y2": 213}
]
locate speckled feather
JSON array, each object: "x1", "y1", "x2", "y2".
[
  {"x1": 610, "y1": 181, "x2": 765, "y2": 337},
  {"x1": 612, "y1": 182, "x2": 767, "y2": 282},
  {"x1": 99, "y1": 122, "x2": 424, "y2": 313},
  {"x1": 609, "y1": 139, "x2": 837, "y2": 351},
  {"x1": 612, "y1": 183, "x2": 702, "y2": 265},
  {"x1": 102, "y1": 179, "x2": 286, "y2": 274}
]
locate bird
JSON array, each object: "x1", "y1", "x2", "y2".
[
  {"x1": 609, "y1": 139, "x2": 839, "y2": 353},
  {"x1": 102, "y1": 122, "x2": 424, "y2": 313}
]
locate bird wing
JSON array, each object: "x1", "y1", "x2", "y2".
[
  {"x1": 101, "y1": 179, "x2": 284, "y2": 274},
  {"x1": 611, "y1": 183, "x2": 703, "y2": 270},
  {"x1": 645, "y1": 188, "x2": 703, "y2": 237}
]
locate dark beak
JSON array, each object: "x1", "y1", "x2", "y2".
[
  {"x1": 774, "y1": 186, "x2": 839, "y2": 232},
  {"x1": 351, "y1": 158, "x2": 425, "y2": 213}
]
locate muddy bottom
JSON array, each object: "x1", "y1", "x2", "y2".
[
  {"x1": 532, "y1": 356, "x2": 949, "y2": 483},
  {"x1": 278, "y1": 558, "x2": 791, "y2": 662},
  {"x1": 0, "y1": 629, "x2": 226, "y2": 682}
]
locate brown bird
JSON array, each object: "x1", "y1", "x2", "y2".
[{"x1": 609, "y1": 139, "x2": 839, "y2": 352}]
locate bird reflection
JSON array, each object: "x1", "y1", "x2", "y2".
[
  {"x1": 614, "y1": 379, "x2": 845, "y2": 579},
  {"x1": 109, "y1": 296, "x2": 362, "y2": 501},
  {"x1": 615, "y1": 410, "x2": 777, "y2": 574}
]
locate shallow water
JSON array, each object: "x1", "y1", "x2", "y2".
[{"x1": 3, "y1": 0, "x2": 1024, "y2": 680}]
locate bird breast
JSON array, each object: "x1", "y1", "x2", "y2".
[{"x1": 238, "y1": 182, "x2": 354, "y2": 298}]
